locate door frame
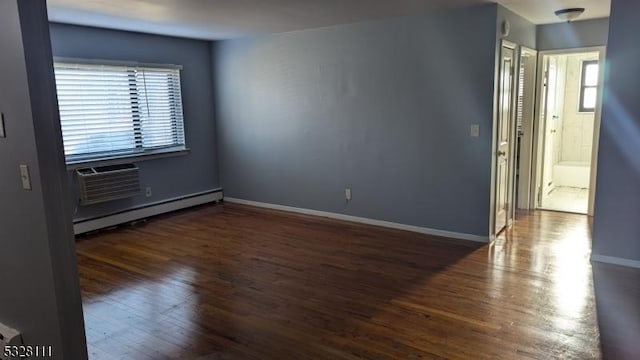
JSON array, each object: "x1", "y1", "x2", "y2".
[
  {"x1": 491, "y1": 40, "x2": 518, "y2": 239},
  {"x1": 530, "y1": 46, "x2": 606, "y2": 216}
]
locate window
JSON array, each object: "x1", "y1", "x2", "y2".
[
  {"x1": 54, "y1": 60, "x2": 186, "y2": 163},
  {"x1": 579, "y1": 60, "x2": 599, "y2": 112}
]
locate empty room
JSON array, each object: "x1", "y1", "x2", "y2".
[{"x1": 1, "y1": 0, "x2": 639, "y2": 359}]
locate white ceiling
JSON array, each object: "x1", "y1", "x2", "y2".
[
  {"x1": 46, "y1": 0, "x2": 611, "y2": 40},
  {"x1": 499, "y1": 0, "x2": 610, "y2": 24}
]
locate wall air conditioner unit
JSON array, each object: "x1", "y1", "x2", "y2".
[{"x1": 77, "y1": 164, "x2": 141, "y2": 205}]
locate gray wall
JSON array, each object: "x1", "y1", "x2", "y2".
[
  {"x1": 214, "y1": 5, "x2": 501, "y2": 237},
  {"x1": 593, "y1": 0, "x2": 640, "y2": 262},
  {"x1": 49, "y1": 23, "x2": 220, "y2": 221},
  {"x1": 497, "y1": 5, "x2": 536, "y2": 50},
  {"x1": 537, "y1": 18, "x2": 609, "y2": 50},
  {"x1": 0, "y1": 1, "x2": 86, "y2": 358}
]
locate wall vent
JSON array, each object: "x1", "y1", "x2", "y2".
[
  {"x1": 77, "y1": 164, "x2": 141, "y2": 205},
  {"x1": 0, "y1": 323, "x2": 22, "y2": 360}
]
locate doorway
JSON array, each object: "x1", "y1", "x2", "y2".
[{"x1": 534, "y1": 49, "x2": 604, "y2": 215}]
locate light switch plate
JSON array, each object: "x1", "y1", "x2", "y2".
[
  {"x1": 0, "y1": 113, "x2": 6, "y2": 138},
  {"x1": 19, "y1": 165, "x2": 32, "y2": 191},
  {"x1": 470, "y1": 124, "x2": 480, "y2": 137}
]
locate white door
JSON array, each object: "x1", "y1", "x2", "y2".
[
  {"x1": 541, "y1": 56, "x2": 558, "y2": 200},
  {"x1": 495, "y1": 44, "x2": 515, "y2": 234},
  {"x1": 539, "y1": 56, "x2": 566, "y2": 204}
]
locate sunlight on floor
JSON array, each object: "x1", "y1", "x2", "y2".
[
  {"x1": 551, "y1": 222, "x2": 591, "y2": 331},
  {"x1": 82, "y1": 267, "x2": 199, "y2": 359},
  {"x1": 541, "y1": 187, "x2": 589, "y2": 214}
]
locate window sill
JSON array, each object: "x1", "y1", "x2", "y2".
[{"x1": 66, "y1": 148, "x2": 190, "y2": 171}]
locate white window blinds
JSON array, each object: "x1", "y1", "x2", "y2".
[{"x1": 54, "y1": 61, "x2": 185, "y2": 163}]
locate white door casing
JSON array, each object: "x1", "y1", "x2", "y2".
[{"x1": 531, "y1": 47, "x2": 606, "y2": 216}]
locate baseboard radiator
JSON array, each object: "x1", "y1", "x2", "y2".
[
  {"x1": 73, "y1": 189, "x2": 223, "y2": 235},
  {"x1": 77, "y1": 164, "x2": 141, "y2": 205}
]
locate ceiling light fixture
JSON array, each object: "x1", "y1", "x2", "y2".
[{"x1": 554, "y1": 8, "x2": 586, "y2": 22}]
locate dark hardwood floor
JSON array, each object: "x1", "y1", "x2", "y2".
[{"x1": 76, "y1": 203, "x2": 639, "y2": 359}]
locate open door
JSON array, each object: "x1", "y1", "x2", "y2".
[
  {"x1": 540, "y1": 56, "x2": 564, "y2": 202},
  {"x1": 494, "y1": 42, "x2": 516, "y2": 235}
]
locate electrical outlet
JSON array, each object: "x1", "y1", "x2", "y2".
[
  {"x1": 145, "y1": 187, "x2": 152, "y2": 197},
  {"x1": 345, "y1": 188, "x2": 352, "y2": 201}
]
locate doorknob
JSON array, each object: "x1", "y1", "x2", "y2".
[
  {"x1": 551, "y1": 129, "x2": 557, "y2": 134},
  {"x1": 498, "y1": 150, "x2": 506, "y2": 156}
]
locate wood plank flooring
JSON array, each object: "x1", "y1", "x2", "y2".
[{"x1": 75, "y1": 203, "x2": 639, "y2": 359}]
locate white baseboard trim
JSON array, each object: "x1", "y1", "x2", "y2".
[
  {"x1": 74, "y1": 189, "x2": 223, "y2": 235},
  {"x1": 224, "y1": 197, "x2": 489, "y2": 243},
  {"x1": 591, "y1": 254, "x2": 640, "y2": 269}
]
